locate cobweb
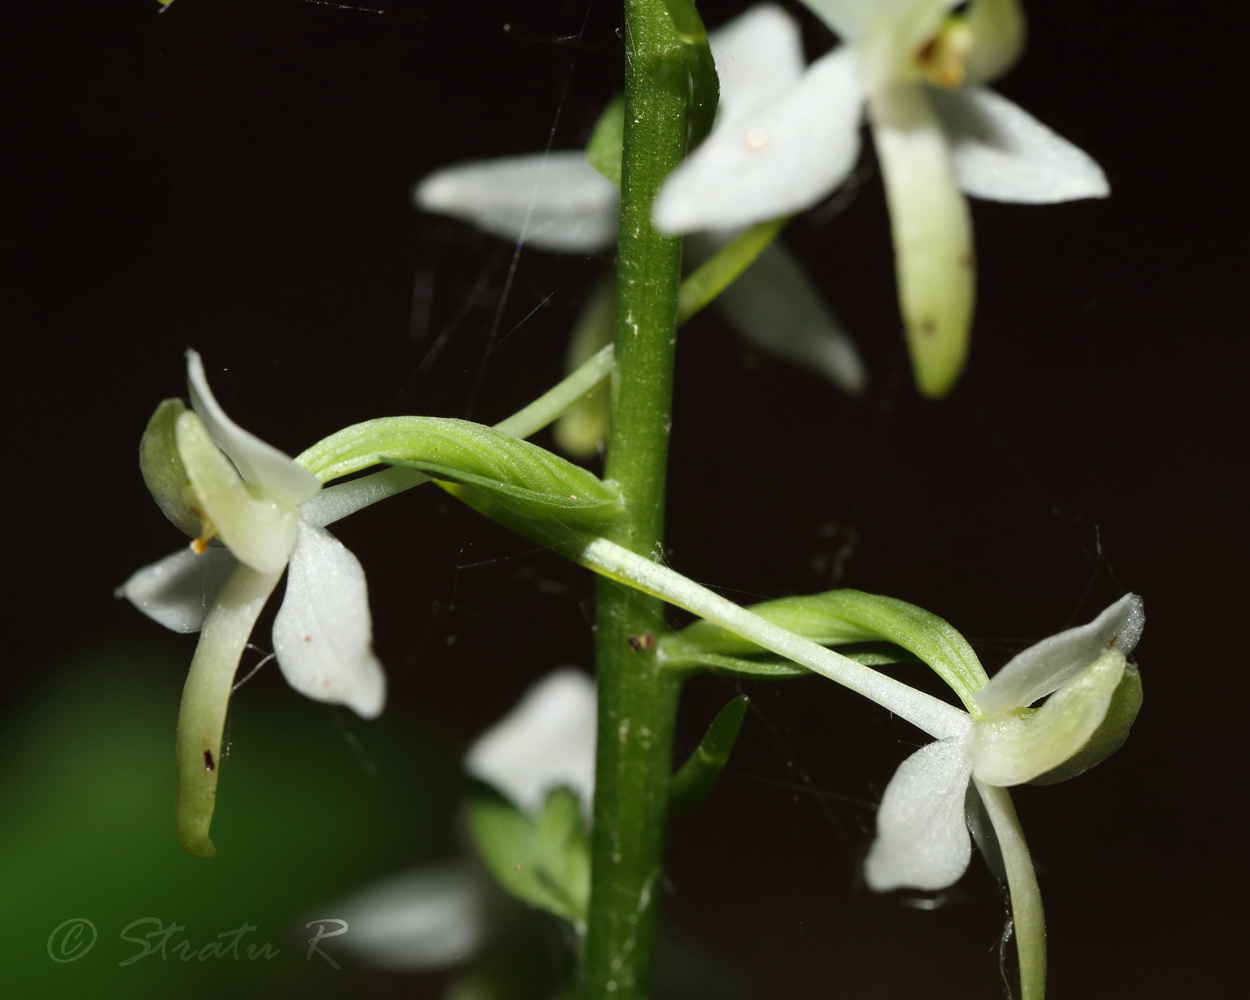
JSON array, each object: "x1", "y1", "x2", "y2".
[{"x1": 146, "y1": 1, "x2": 1129, "y2": 996}]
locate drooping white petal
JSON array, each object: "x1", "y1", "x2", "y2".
[
  {"x1": 117, "y1": 546, "x2": 236, "y2": 633},
  {"x1": 869, "y1": 82, "x2": 974, "y2": 398},
  {"x1": 272, "y1": 521, "x2": 385, "y2": 718},
  {"x1": 976, "y1": 594, "x2": 1144, "y2": 714},
  {"x1": 176, "y1": 410, "x2": 302, "y2": 574},
  {"x1": 701, "y1": 237, "x2": 866, "y2": 396},
  {"x1": 653, "y1": 47, "x2": 864, "y2": 234},
  {"x1": 465, "y1": 668, "x2": 597, "y2": 814},
  {"x1": 415, "y1": 151, "x2": 619, "y2": 253},
  {"x1": 970, "y1": 648, "x2": 1126, "y2": 786},
  {"x1": 327, "y1": 859, "x2": 492, "y2": 970},
  {"x1": 711, "y1": 4, "x2": 807, "y2": 115},
  {"x1": 933, "y1": 87, "x2": 1110, "y2": 203},
  {"x1": 185, "y1": 350, "x2": 321, "y2": 507},
  {"x1": 864, "y1": 737, "x2": 975, "y2": 891}
]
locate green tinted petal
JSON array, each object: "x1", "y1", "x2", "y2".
[
  {"x1": 1030, "y1": 663, "x2": 1142, "y2": 785},
  {"x1": 970, "y1": 648, "x2": 1126, "y2": 786},
  {"x1": 176, "y1": 411, "x2": 301, "y2": 574}
]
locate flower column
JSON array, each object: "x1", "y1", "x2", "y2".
[{"x1": 580, "y1": 2, "x2": 691, "y2": 998}]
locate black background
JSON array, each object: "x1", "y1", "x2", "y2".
[{"x1": 9, "y1": 1, "x2": 1242, "y2": 997}]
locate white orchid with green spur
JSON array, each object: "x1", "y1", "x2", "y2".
[
  {"x1": 121, "y1": 349, "x2": 626, "y2": 858},
  {"x1": 654, "y1": 0, "x2": 1109, "y2": 398},
  {"x1": 120, "y1": 350, "x2": 387, "y2": 857},
  {"x1": 561, "y1": 534, "x2": 1144, "y2": 1000},
  {"x1": 415, "y1": 3, "x2": 867, "y2": 448}
]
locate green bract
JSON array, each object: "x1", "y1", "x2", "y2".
[
  {"x1": 297, "y1": 417, "x2": 624, "y2": 528},
  {"x1": 660, "y1": 588, "x2": 989, "y2": 710}
]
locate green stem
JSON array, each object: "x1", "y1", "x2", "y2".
[{"x1": 580, "y1": 2, "x2": 690, "y2": 997}]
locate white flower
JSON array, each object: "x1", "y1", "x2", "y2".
[
  {"x1": 654, "y1": 0, "x2": 1109, "y2": 396},
  {"x1": 465, "y1": 667, "x2": 598, "y2": 812},
  {"x1": 325, "y1": 669, "x2": 597, "y2": 973},
  {"x1": 414, "y1": 4, "x2": 865, "y2": 398},
  {"x1": 119, "y1": 350, "x2": 384, "y2": 855},
  {"x1": 865, "y1": 594, "x2": 1144, "y2": 892}
]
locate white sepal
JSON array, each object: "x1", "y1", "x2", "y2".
[
  {"x1": 185, "y1": 350, "x2": 320, "y2": 507},
  {"x1": 976, "y1": 594, "x2": 1143, "y2": 715},
  {"x1": 705, "y1": 238, "x2": 866, "y2": 396},
  {"x1": 117, "y1": 546, "x2": 236, "y2": 633},
  {"x1": 653, "y1": 47, "x2": 864, "y2": 233},
  {"x1": 327, "y1": 859, "x2": 492, "y2": 970},
  {"x1": 934, "y1": 87, "x2": 1110, "y2": 204},
  {"x1": 865, "y1": 736, "x2": 975, "y2": 891},
  {"x1": 465, "y1": 668, "x2": 597, "y2": 813},
  {"x1": 272, "y1": 520, "x2": 385, "y2": 718},
  {"x1": 712, "y1": 4, "x2": 807, "y2": 112},
  {"x1": 415, "y1": 151, "x2": 619, "y2": 253}
]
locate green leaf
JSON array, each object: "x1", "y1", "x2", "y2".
[
  {"x1": 296, "y1": 416, "x2": 624, "y2": 528},
  {"x1": 669, "y1": 695, "x2": 749, "y2": 816},
  {"x1": 1030, "y1": 662, "x2": 1143, "y2": 785},
  {"x1": 586, "y1": 94, "x2": 625, "y2": 188},
  {"x1": 467, "y1": 782, "x2": 590, "y2": 927}
]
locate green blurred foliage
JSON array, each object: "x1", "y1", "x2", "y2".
[{"x1": 0, "y1": 636, "x2": 457, "y2": 998}]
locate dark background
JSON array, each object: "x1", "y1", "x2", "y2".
[{"x1": 7, "y1": 1, "x2": 1241, "y2": 997}]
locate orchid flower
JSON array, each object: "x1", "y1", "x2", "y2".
[
  {"x1": 414, "y1": 4, "x2": 866, "y2": 412},
  {"x1": 119, "y1": 350, "x2": 385, "y2": 856},
  {"x1": 654, "y1": 0, "x2": 1109, "y2": 397},
  {"x1": 865, "y1": 594, "x2": 1144, "y2": 998},
  {"x1": 327, "y1": 670, "x2": 597, "y2": 974}
]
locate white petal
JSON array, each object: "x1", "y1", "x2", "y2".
[
  {"x1": 327, "y1": 859, "x2": 492, "y2": 970},
  {"x1": 465, "y1": 668, "x2": 597, "y2": 814},
  {"x1": 185, "y1": 350, "x2": 321, "y2": 506},
  {"x1": 934, "y1": 87, "x2": 1110, "y2": 203},
  {"x1": 415, "y1": 151, "x2": 619, "y2": 252},
  {"x1": 177, "y1": 411, "x2": 302, "y2": 574},
  {"x1": 272, "y1": 521, "x2": 385, "y2": 718},
  {"x1": 864, "y1": 737, "x2": 975, "y2": 892},
  {"x1": 701, "y1": 237, "x2": 866, "y2": 396},
  {"x1": 710, "y1": 4, "x2": 806, "y2": 115},
  {"x1": 870, "y1": 82, "x2": 974, "y2": 397},
  {"x1": 803, "y1": 0, "x2": 955, "y2": 40},
  {"x1": 117, "y1": 546, "x2": 236, "y2": 633},
  {"x1": 976, "y1": 594, "x2": 1144, "y2": 714},
  {"x1": 970, "y1": 648, "x2": 1126, "y2": 786},
  {"x1": 653, "y1": 47, "x2": 864, "y2": 233}
]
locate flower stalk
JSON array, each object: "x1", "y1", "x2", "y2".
[{"x1": 579, "y1": 2, "x2": 692, "y2": 997}]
